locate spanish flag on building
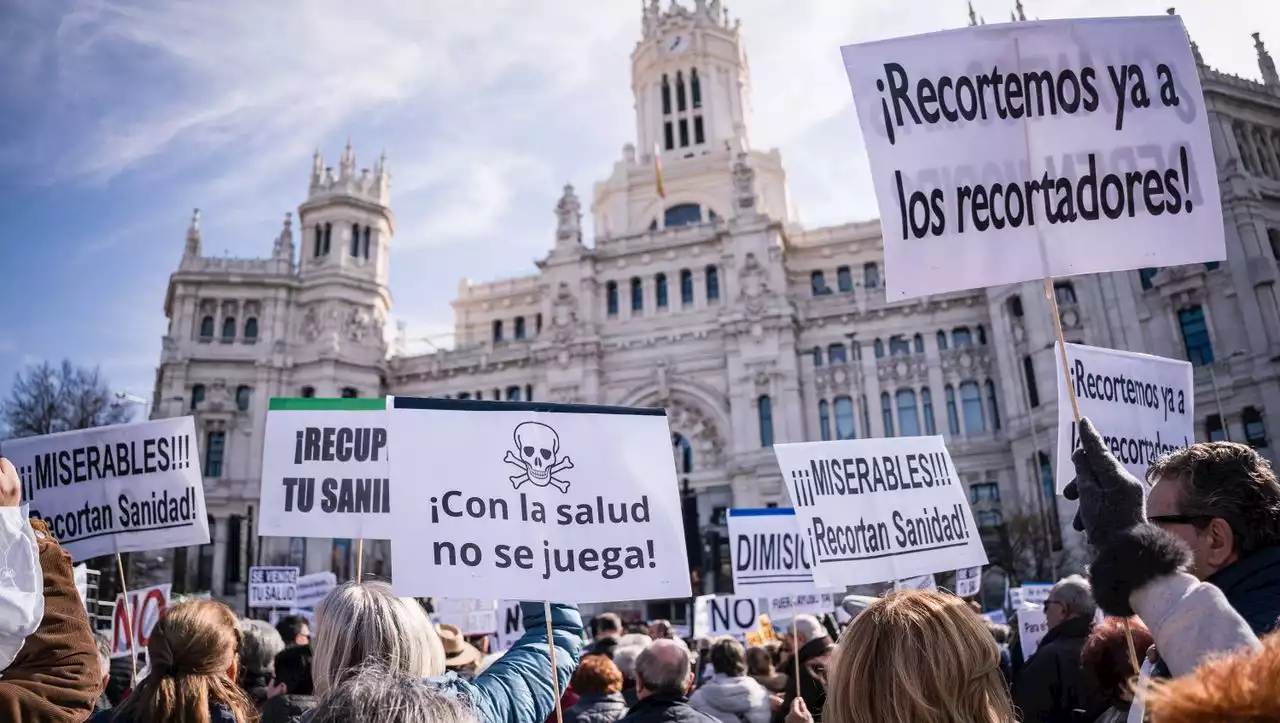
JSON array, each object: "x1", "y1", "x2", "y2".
[{"x1": 653, "y1": 143, "x2": 666, "y2": 199}]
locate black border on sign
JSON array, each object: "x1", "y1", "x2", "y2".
[{"x1": 391, "y1": 396, "x2": 667, "y2": 417}]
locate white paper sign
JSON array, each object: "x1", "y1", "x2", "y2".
[
  {"x1": 955, "y1": 566, "x2": 983, "y2": 598},
  {"x1": 434, "y1": 598, "x2": 500, "y2": 635},
  {"x1": 773, "y1": 436, "x2": 988, "y2": 587},
  {"x1": 894, "y1": 574, "x2": 938, "y2": 592},
  {"x1": 841, "y1": 15, "x2": 1223, "y2": 301},
  {"x1": 0, "y1": 418, "x2": 209, "y2": 560},
  {"x1": 728, "y1": 508, "x2": 829, "y2": 597},
  {"x1": 982, "y1": 610, "x2": 1007, "y2": 625},
  {"x1": 1008, "y1": 587, "x2": 1024, "y2": 609},
  {"x1": 249, "y1": 566, "x2": 299, "y2": 608},
  {"x1": 111, "y1": 583, "x2": 170, "y2": 659},
  {"x1": 259, "y1": 399, "x2": 391, "y2": 539},
  {"x1": 1055, "y1": 342, "x2": 1194, "y2": 493},
  {"x1": 1019, "y1": 606, "x2": 1050, "y2": 659},
  {"x1": 295, "y1": 571, "x2": 338, "y2": 609},
  {"x1": 693, "y1": 595, "x2": 759, "y2": 637},
  {"x1": 494, "y1": 601, "x2": 525, "y2": 650},
  {"x1": 385, "y1": 398, "x2": 692, "y2": 603},
  {"x1": 768, "y1": 592, "x2": 835, "y2": 619},
  {"x1": 1019, "y1": 583, "x2": 1055, "y2": 606}
]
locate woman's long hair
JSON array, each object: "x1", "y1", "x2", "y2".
[
  {"x1": 825, "y1": 589, "x2": 1014, "y2": 723},
  {"x1": 111, "y1": 599, "x2": 258, "y2": 723},
  {"x1": 311, "y1": 581, "x2": 445, "y2": 696}
]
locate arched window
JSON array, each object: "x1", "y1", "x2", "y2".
[
  {"x1": 985, "y1": 379, "x2": 1001, "y2": 430},
  {"x1": 676, "y1": 71, "x2": 687, "y2": 112},
  {"x1": 953, "y1": 327, "x2": 973, "y2": 347},
  {"x1": 514, "y1": 316, "x2": 526, "y2": 340},
  {"x1": 526, "y1": 384, "x2": 533, "y2": 401},
  {"x1": 656, "y1": 273, "x2": 669, "y2": 308},
  {"x1": 323, "y1": 222, "x2": 332, "y2": 255},
  {"x1": 221, "y1": 317, "x2": 236, "y2": 341},
  {"x1": 818, "y1": 400, "x2": 832, "y2": 441},
  {"x1": 314, "y1": 226, "x2": 323, "y2": 257},
  {"x1": 341, "y1": 387, "x2": 358, "y2": 398},
  {"x1": 204, "y1": 431, "x2": 226, "y2": 478},
  {"x1": 661, "y1": 74, "x2": 672, "y2": 116},
  {"x1": 1038, "y1": 451, "x2": 1063, "y2": 548},
  {"x1": 1054, "y1": 281, "x2": 1077, "y2": 305},
  {"x1": 1023, "y1": 355, "x2": 1040, "y2": 408},
  {"x1": 836, "y1": 266, "x2": 853, "y2": 293},
  {"x1": 828, "y1": 343, "x2": 847, "y2": 365},
  {"x1": 1206, "y1": 414, "x2": 1226, "y2": 442},
  {"x1": 881, "y1": 392, "x2": 895, "y2": 437},
  {"x1": 874, "y1": 339, "x2": 885, "y2": 358},
  {"x1": 936, "y1": 330, "x2": 948, "y2": 351},
  {"x1": 362, "y1": 226, "x2": 371, "y2": 259},
  {"x1": 506, "y1": 386, "x2": 522, "y2": 402},
  {"x1": 301, "y1": 386, "x2": 316, "y2": 398},
  {"x1": 811, "y1": 347, "x2": 823, "y2": 367},
  {"x1": 834, "y1": 396, "x2": 856, "y2": 440},
  {"x1": 913, "y1": 333, "x2": 924, "y2": 355},
  {"x1": 190, "y1": 384, "x2": 205, "y2": 411},
  {"x1": 1178, "y1": 306, "x2": 1214, "y2": 366},
  {"x1": 350, "y1": 223, "x2": 361, "y2": 257},
  {"x1": 673, "y1": 433, "x2": 694, "y2": 473},
  {"x1": 897, "y1": 389, "x2": 920, "y2": 436},
  {"x1": 705, "y1": 266, "x2": 720, "y2": 301},
  {"x1": 811, "y1": 271, "x2": 829, "y2": 296},
  {"x1": 680, "y1": 270, "x2": 694, "y2": 305},
  {"x1": 244, "y1": 318, "x2": 259, "y2": 341},
  {"x1": 1243, "y1": 407, "x2": 1268, "y2": 447},
  {"x1": 631, "y1": 277, "x2": 644, "y2": 313},
  {"x1": 945, "y1": 385, "x2": 960, "y2": 435},
  {"x1": 1008, "y1": 295, "x2": 1024, "y2": 318},
  {"x1": 960, "y1": 381, "x2": 986, "y2": 435},
  {"x1": 863, "y1": 262, "x2": 881, "y2": 289},
  {"x1": 758, "y1": 396, "x2": 774, "y2": 447},
  {"x1": 199, "y1": 316, "x2": 215, "y2": 340},
  {"x1": 492, "y1": 319, "x2": 504, "y2": 342},
  {"x1": 889, "y1": 335, "x2": 911, "y2": 356},
  {"x1": 235, "y1": 385, "x2": 251, "y2": 412},
  {"x1": 606, "y1": 281, "x2": 619, "y2": 316},
  {"x1": 691, "y1": 68, "x2": 702, "y2": 108},
  {"x1": 922, "y1": 387, "x2": 937, "y2": 435},
  {"x1": 665, "y1": 204, "x2": 702, "y2": 228}
]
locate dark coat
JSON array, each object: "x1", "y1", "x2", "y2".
[
  {"x1": 773, "y1": 637, "x2": 833, "y2": 723},
  {"x1": 1207, "y1": 543, "x2": 1280, "y2": 635},
  {"x1": 90, "y1": 702, "x2": 239, "y2": 722},
  {"x1": 564, "y1": 692, "x2": 629, "y2": 723},
  {"x1": 261, "y1": 693, "x2": 317, "y2": 723},
  {"x1": 620, "y1": 693, "x2": 719, "y2": 723},
  {"x1": 1012, "y1": 617, "x2": 1102, "y2": 723}
]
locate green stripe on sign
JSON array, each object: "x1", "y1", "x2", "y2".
[{"x1": 268, "y1": 398, "x2": 386, "y2": 411}]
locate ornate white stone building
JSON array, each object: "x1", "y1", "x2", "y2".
[{"x1": 152, "y1": 1, "x2": 1280, "y2": 617}]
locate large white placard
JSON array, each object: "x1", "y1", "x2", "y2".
[
  {"x1": 955, "y1": 566, "x2": 983, "y2": 598},
  {"x1": 0, "y1": 418, "x2": 209, "y2": 560},
  {"x1": 111, "y1": 583, "x2": 170, "y2": 659},
  {"x1": 1019, "y1": 583, "x2": 1055, "y2": 606},
  {"x1": 773, "y1": 436, "x2": 988, "y2": 587},
  {"x1": 494, "y1": 601, "x2": 525, "y2": 650},
  {"x1": 894, "y1": 574, "x2": 938, "y2": 592},
  {"x1": 1055, "y1": 342, "x2": 1194, "y2": 493},
  {"x1": 249, "y1": 566, "x2": 299, "y2": 608},
  {"x1": 259, "y1": 399, "x2": 391, "y2": 539},
  {"x1": 434, "y1": 598, "x2": 500, "y2": 635},
  {"x1": 728, "y1": 508, "x2": 828, "y2": 597},
  {"x1": 841, "y1": 15, "x2": 1223, "y2": 300},
  {"x1": 693, "y1": 595, "x2": 759, "y2": 638},
  {"x1": 1019, "y1": 606, "x2": 1050, "y2": 659},
  {"x1": 295, "y1": 571, "x2": 338, "y2": 609},
  {"x1": 385, "y1": 398, "x2": 692, "y2": 603}
]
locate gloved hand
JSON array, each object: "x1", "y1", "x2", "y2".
[{"x1": 1062, "y1": 417, "x2": 1146, "y2": 549}]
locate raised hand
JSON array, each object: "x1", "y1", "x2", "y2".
[{"x1": 1062, "y1": 417, "x2": 1147, "y2": 548}]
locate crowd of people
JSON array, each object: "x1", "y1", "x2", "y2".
[{"x1": 1, "y1": 416, "x2": 1280, "y2": 722}]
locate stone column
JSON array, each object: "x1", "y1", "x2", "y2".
[{"x1": 210, "y1": 516, "x2": 228, "y2": 597}]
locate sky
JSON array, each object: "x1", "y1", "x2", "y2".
[{"x1": 0, "y1": 0, "x2": 1276, "y2": 412}]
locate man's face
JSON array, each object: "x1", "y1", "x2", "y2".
[
  {"x1": 1147, "y1": 475, "x2": 1235, "y2": 579},
  {"x1": 296, "y1": 624, "x2": 311, "y2": 646},
  {"x1": 1043, "y1": 596, "x2": 1069, "y2": 630}
]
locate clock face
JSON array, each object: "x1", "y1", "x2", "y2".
[{"x1": 667, "y1": 34, "x2": 688, "y2": 53}]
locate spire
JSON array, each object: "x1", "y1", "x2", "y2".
[
  {"x1": 1255, "y1": 33, "x2": 1279, "y2": 86},
  {"x1": 311, "y1": 148, "x2": 324, "y2": 188},
  {"x1": 555, "y1": 183, "x2": 583, "y2": 246},
  {"x1": 968, "y1": 0, "x2": 977, "y2": 26},
  {"x1": 1015, "y1": 0, "x2": 1025, "y2": 21},
  {"x1": 1010, "y1": 11, "x2": 1016, "y2": 22},
  {"x1": 184, "y1": 208, "x2": 202, "y2": 258},
  {"x1": 340, "y1": 138, "x2": 356, "y2": 180},
  {"x1": 274, "y1": 212, "x2": 294, "y2": 260},
  {"x1": 1167, "y1": 8, "x2": 1204, "y2": 66}
]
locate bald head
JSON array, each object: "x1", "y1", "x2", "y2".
[{"x1": 634, "y1": 639, "x2": 692, "y2": 698}]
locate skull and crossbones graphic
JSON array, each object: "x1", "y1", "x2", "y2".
[{"x1": 504, "y1": 421, "x2": 573, "y2": 493}]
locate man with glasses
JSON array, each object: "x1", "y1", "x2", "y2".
[
  {"x1": 1145, "y1": 442, "x2": 1280, "y2": 634},
  {"x1": 1012, "y1": 575, "x2": 1103, "y2": 722}
]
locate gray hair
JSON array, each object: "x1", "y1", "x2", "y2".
[
  {"x1": 635, "y1": 639, "x2": 692, "y2": 696},
  {"x1": 613, "y1": 645, "x2": 645, "y2": 679},
  {"x1": 308, "y1": 662, "x2": 479, "y2": 723},
  {"x1": 94, "y1": 631, "x2": 111, "y2": 680},
  {"x1": 792, "y1": 615, "x2": 825, "y2": 645},
  {"x1": 1050, "y1": 575, "x2": 1097, "y2": 620},
  {"x1": 619, "y1": 633, "x2": 654, "y2": 649},
  {"x1": 239, "y1": 619, "x2": 285, "y2": 675}
]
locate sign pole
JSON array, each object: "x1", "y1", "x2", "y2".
[
  {"x1": 792, "y1": 626, "x2": 801, "y2": 694},
  {"x1": 355, "y1": 539, "x2": 364, "y2": 582},
  {"x1": 544, "y1": 601, "x2": 563, "y2": 723},
  {"x1": 116, "y1": 552, "x2": 137, "y2": 687}
]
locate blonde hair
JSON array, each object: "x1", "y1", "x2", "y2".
[
  {"x1": 826, "y1": 590, "x2": 1014, "y2": 723},
  {"x1": 111, "y1": 599, "x2": 258, "y2": 723},
  {"x1": 312, "y1": 581, "x2": 445, "y2": 696}
]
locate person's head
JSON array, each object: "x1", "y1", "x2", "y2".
[
  {"x1": 745, "y1": 645, "x2": 775, "y2": 677},
  {"x1": 827, "y1": 589, "x2": 1014, "y2": 723},
  {"x1": 634, "y1": 639, "x2": 693, "y2": 698},
  {"x1": 594, "y1": 613, "x2": 623, "y2": 641},
  {"x1": 986, "y1": 623, "x2": 1010, "y2": 647},
  {"x1": 308, "y1": 662, "x2": 479, "y2": 723},
  {"x1": 1146, "y1": 442, "x2": 1280, "y2": 579},
  {"x1": 436, "y1": 623, "x2": 484, "y2": 674},
  {"x1": 648, "y1": 619, "x2": 673, "y2": 639},
  {"x1": 708, "y1": 637, "x2": 747, "y2": 677},
  {"x1": 240, "y1": 618, "x2": 286, "y2": 681},
  {"x1": 619, "y1": 632, "x2": 653, "y2": 649},
  {"x1": 791, "y1": 614, "x2": 825, "y2": 646},
  {"x1": 94, "y1": 631, "x2": 111, "y2": 688},
  {"x1": 1081, "y1": 618, "x2": 1153, "y2": 706},
  {"x1": 571, "y1": 654, "x2": 624, "y2": 696},
  {"x1": 112, "y1": 599, "x2": 257, "y2": 723},
  {"x1": 312, "y1": 581, "x2": 445, "y2": 696},
  {"x1": 273, "y1": 643, "x2": 315, "y2": 696},
  {"x1": 1045, "y1": 575, "x2": 1096, "y2": 630},
  {"x1": 613, "y1": 645, "x2": 644, "y2": 687},
  {"x1": 276, "y1": 614, "x2": 311, "y2": 647}
]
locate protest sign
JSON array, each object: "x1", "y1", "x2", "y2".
[
  {"x1": 768, "y1": 592, "x2": 835, "y2": 619},
  {"x1": 728, "y1": 508, "x2": 833, "y2": 597},
  {"x1": 894, "y1": 574, "x2": 938, "y2": 592},
  {"x1": 385, "y1": 397, "x2": 691, "y2": 603},
  {"x1": 773, "y1": 436, "x2": 988, "y2": 587},
  {"x1": 1020, "y1": 583, "x2": 1055, "y2": 606},
  {"x1": 249, "y1": 566, "x2": 299, "y2": 608},
  {"x1": 259, "y1": 398, "x2": 391, "y2": 539},
  {"x1": 1019, "y1": 606, "x2": 1050, "y2": 659},
  {"x1": 111, "y1": 583, "x2": 170, "y2": 659},
  {"x1": 982, "y1": 610, "x2": 1007, "y2": 625},
  {"x1": 295, "y1": 571, "x2": 338, "y2": 609},
  {"x1": 73, "y1": 564, "x2": 88, "y2": 610},
  {"x1": 1055, "y1": 342, "x2": 1194, "y2": 493},
  {"x1": 494, "y1": 601, "x2": 525, "y2": 650},
  {"x1": 840, "y1": 15, "x2": 1223, "y2": 300},
  {"x1": 1, "y1": 418, "x2": 209, "y2": 560},
  {"x1": 955, "y1": 566, "x2": 983, "y2": 598},
  {"x1": 434, "y1": 598, "x2": 500, "y2": 635},
  {"x1": 693, "y1": 595, "x2": 759, "y2": 638}
]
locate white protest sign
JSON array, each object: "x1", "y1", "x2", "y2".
[
  {"x1": 982, "y1": 610, "x2": 1007, "y2": 625},
  {"x1": 385, "y1": 397, "x2": 691, "y2": 603},
  {"x1": 1019, "y1": 583, "x2": 1055, "y2": 606},
  {"x1": 841, "y1": 15, "x2": 1223, "y2": 301},
  {"x1": 955, "y1": 566, "x2": 983, "y2": 598},
  {"x1": 728, "y1": 508, "x2": 834, "y2": 597},
  {"x1": 768, "y1": 592, "x2": 835, "y2": 619},
  {"x1": 494, "y1": 601, "x2": 525, "y2": 650},
  {"x1": 73, "y1": 564, "x2": 89, "y2": 610},
  {"x1": 434, "y1": 598, "x2": 500, "y2": 635},
  {"x1": 259, "y1": 398, "x2": 391, "y2": 539},
  {"x1": 1008, "y1": 587, "x2": 1024, "y2": 609},
  {"x1": 773, "y1": 436, "x2": 988, "y2": 587},
  {"x1": 693, "y1": 595, "x2": 759, "y2": 638},
  {"x1": 1019, "y1": 606, "x2": 1050, "y2": 660},
  {"x1": 0, "y1": 418, "x2": 209, "y2": 560},
  {"x1": 295, "y1": 571, "x2": 338, "y2": 609},
  {"x1": 111, "y1": 583, "x2": 170, "y2": 659},
  {"x1": 1056, "y1": 342, "x2": 1194, "y2": 493},
  {"x1": 249, "y1": 566, "x2": 299, "y2": 608},
  {"x1": 894, "y1": 574, "x2": 937, "y2": 592}
]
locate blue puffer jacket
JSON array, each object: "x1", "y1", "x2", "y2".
[{"x1": 428, "y1": 601, "x2": 583, "y2": 723}]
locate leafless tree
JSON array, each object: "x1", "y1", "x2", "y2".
[
  {"x1": 2, "y1": 360, "x2": 132, "y2": 438},
  {"x1": 988, "y1": 510, "x2": 1084, "y2": 584}
]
